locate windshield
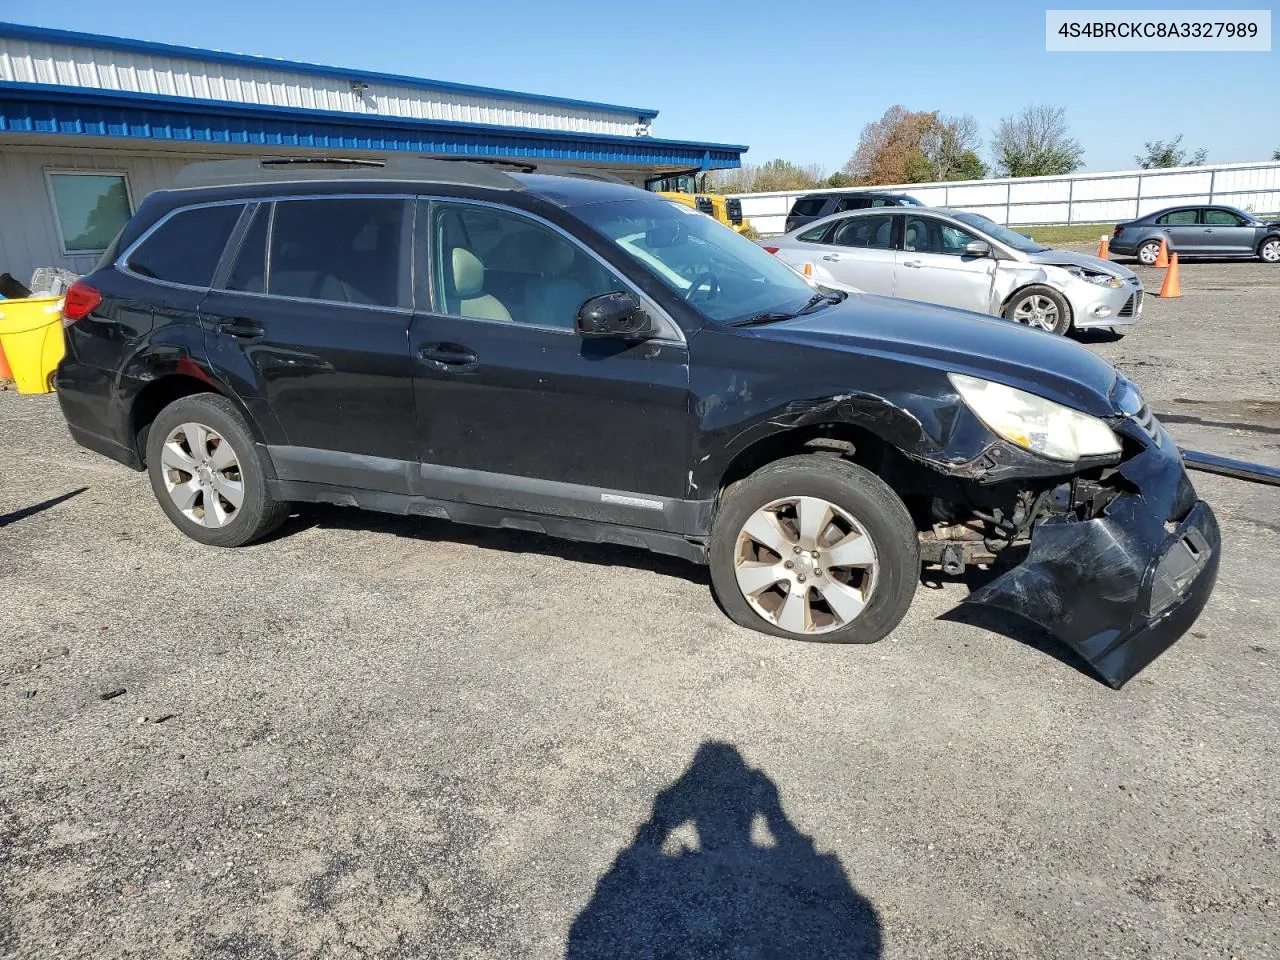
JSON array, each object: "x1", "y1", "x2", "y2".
[
  {"x1": 951, "y1": 212, "x2": 1048, "y2": 253},
  {"x1": 576, "y1": 198, "x2": 817, "y2": 324}
]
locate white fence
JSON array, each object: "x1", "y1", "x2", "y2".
[{"x1": 731, "y1": 160, "x2": 1280, "y2": 235}]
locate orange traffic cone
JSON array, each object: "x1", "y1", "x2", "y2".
[
  {"x1": 1097, "y1": 235, "x2": 1110, "y2": 259},
  {"x1": 0, "y1": 340, "x2": 11, "y2": 383},
  {"x1": 1158, "y1": 253, "x2": 1181, "y2": 298},
  {"x1": 1154, "y1": 238, "x2": 1169, "y2": 269},
  {"x1": 802, "y1": 262, "x2": 813, "y2": 277}
]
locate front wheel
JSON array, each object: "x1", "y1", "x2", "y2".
[
  {"x1": 145, "y1": 394, "x2": 289, "y2": 547},
  {"x1": 709, "y1": 455, "x2": 920, "y2": 644},
  {"x1": 1260, "y1": 236, "x2": 1280, "y2": 264},
  {"x1": 1003, "y1": 285, "x2": 1072, "y2": 335}
]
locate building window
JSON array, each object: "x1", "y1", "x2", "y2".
[{"x1": 45, "y1": 171, "x2": 134, "y2": 254}]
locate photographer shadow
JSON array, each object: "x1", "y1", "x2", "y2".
[{"x1": 566, "y1": 742, "x2": 882, "y2": 959}]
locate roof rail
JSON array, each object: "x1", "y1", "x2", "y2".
[{"x1": 171, "y1": 156, "x2": 524, "y2": 190}]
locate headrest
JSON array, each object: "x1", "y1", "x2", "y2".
[{"x1": 452, "y1": 248, "x2": 485, "y2": 297}]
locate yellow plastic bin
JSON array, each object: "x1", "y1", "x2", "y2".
[{"x1": 0, "y1": 296, "x2": 65, "y2": 394}]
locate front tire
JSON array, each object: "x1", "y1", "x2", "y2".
[
  {"x1": 1003, "y1": 285, "x2": 1072, "y2": 335},
  {"x1": 709, "y1": 455, "x2": 919, "y2": 644},
  {"x1": 145, "y1": 394, "x2": 288, "y2": 547},
  {"x1": 1260, "y1": 236, "x2": 1280, "y2": 264}
]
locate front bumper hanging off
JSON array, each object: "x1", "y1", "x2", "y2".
[{"x1": 966, "y1": 421, "x2": 1221, "y2": 689}]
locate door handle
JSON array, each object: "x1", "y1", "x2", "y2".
[
  {"x1": 902, "y1": 259, "x2": 923, "y2": 268},
  {"x1": 419, "y1": 343, "x2": 478, "y2": 369},
  {"x1": 1204, "y1": 228, "x2": 1214, "y2": 233},
  {"x1": 821, "y1": 254, "x2": 842, "y2": 261},
  {"x1": 217, "y1": 319, "x2": 264, "y2": 341}
]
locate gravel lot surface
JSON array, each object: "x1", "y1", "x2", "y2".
[{"x1": 2, "y1": 258, "x2": 1278, "y2": 959}]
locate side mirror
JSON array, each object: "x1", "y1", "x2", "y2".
[
  {"x1": 576, "y1": 292, "x2": 654, "y2": 339},
  {"x1": 964, "y1": 239, "x2": 991, "y2": 257}
]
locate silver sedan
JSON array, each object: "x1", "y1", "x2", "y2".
[{"x1": 762, "y1": 207, "x2": 1143, "y2": 335}]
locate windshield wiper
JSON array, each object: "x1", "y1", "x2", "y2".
[{"x1": 732, "y1": 292, "x2": 843, "y2": 327}]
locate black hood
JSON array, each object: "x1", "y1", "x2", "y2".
[{"x1": 750, "y1": 295, "x2": 1120, "y2": 417}]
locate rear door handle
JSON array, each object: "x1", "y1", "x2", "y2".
[
  {"x1": 821, "y1": 254, "x2": 842, "y2": 261},
  {"x1": 902, "y1": 259, "x2": 923, "y2": 268},
  {"x1": 217, "y1": 319, "x2": 264, "y2": 341},
  {"x1": 419, "y1": 343, "x2": 478, "y2": 369}
]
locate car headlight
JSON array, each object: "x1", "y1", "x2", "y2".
[
  {"x1": 949, "y1": 373, "x2": 1122, "y2": 462},
  {"x1": 1065, "y1": 266, "x2": 1124, "y2": 288}
]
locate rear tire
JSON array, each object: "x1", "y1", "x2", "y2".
[
  {"x1": 1003, "y1": 285, "x2": 1072, "y2": 335},
  {"x1": 145, "y1": 394, "x2": 288, "y2": 547},
  {"x1": 710, "y1": 455, "x2": 919, "y2": 644},
  {"x1": 1137, "y1": 239, "x2": 1162, "y2": 266}
]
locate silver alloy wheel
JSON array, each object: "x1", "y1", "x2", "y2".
[
  {"x1": 1262, "y1": 238, "x2": 1280, "y2": 263},
  {"x1": 733, "y1": 496, "x2": 879, "y2": 635},
  {"x1": 1139, "y1": 242, "x2": 1160, "y2": 265},
  {"x1": 1011, "y1": 294, "x2": 1060, "y2": 332},
  {"x1": 160, "y1": 421, "x2": 244, "y2": 528}
]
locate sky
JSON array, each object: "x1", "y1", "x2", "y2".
[{"x1": 3, "y1": 0, "x2": 1276, "y2": 175}]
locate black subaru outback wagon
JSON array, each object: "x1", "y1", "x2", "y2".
[{"x1": 56, "y1": 157, "x2": 1218, "y2": 687}]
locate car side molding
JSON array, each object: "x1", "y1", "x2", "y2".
[{"x1": 1180, "y1": 448, "x2": 1280, "y2": 487}]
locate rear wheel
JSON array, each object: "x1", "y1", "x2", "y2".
[
  {"x1": 1137, "y1": 239, "x2": 1162, "y2": 266},
  {"x1": 1260, "y1": 236, "x2": 1280, "y2": 263},
  {"x1": 145, "y1": 394, "x2": 288, "y2": 547},
  {"x1": 710, "y1": 455, "x2": 919, "y2": 644},
  {"x1": 1003, "y1": 285, "x2": 1072, "y2": 335}
]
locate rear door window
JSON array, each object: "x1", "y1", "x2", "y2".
[
  {"x1": 834, "y1": 197, "x2": 871, "y2": 212},
  {"x1": 268, "y1": 198, "x2": 412, "y2": 308},
  {"x1": 126, "y1": 204, "x2": 243, "y2": 287},
  {"x1": 831, "y1": 214, "x2": 895, "y2": 250},
  {"x1": 1155, "y1": 210, "x2": 1198, "y2": 225},
  {"x1": 790, "y1": 197, "x2": 828, "y2": 217}
]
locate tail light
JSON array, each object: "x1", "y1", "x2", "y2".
[
  {"x1": 62, "y1": 281, "x2": 101, "y2": 323},
  {"x1": 762, "y1": 246, "x2": 780, "y2": 255},
  {"x1": 1113, "y1": 224, "x2": 1124, "y2": 238}
]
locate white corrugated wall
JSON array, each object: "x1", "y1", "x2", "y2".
[{"x1": 0, "y1": 36, "x2": 643, "y2": 137}]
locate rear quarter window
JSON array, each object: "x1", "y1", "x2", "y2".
[
  {"x1": 797, "y1": 223, "x2": 832, "y2": 242},
  {"x1": 125, "y1": 204, "x2": 243, "y2": 287},
  {"x1": 1155, "y1": 210, "x2": 1198, "y2": 225}
]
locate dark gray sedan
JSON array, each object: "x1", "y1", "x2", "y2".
[{"x1": 1111, "y1": 204, "x2": 1280, "y2": 264}]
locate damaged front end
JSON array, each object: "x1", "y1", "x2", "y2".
[{"x1": 942, "y1": 408, "x2": 1220, "y2": 688}]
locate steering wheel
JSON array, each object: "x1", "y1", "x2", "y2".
[{"x1": 684, "y1": 270, "x2": 720, "y2": 303}]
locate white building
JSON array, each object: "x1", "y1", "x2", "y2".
[{"x1": 0, "y1": 22, "x2": 747, "y2": 282}]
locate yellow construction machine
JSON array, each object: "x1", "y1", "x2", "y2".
[{"x1": 645, "y1": 172, "x2": 752, "y2": 235}]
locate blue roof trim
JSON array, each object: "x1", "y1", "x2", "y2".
[
  {"x1": 0, "y1": 83, "x2": 745, "y2": 169},
  {"x1": 0, "y1": 21, "x2": 660, "y2": 121}
]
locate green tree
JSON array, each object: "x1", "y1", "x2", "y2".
[
  {"x1": 992, "y1": 105, "x2": 1084, "y2": 177},
  {"x1": 825, "y1": 171, "x2": 857, "y2": 188},
  {"x1": 846, "y1": 107, "x2": 985, "y2": 184},
  {"x1": 951, "y1": 150, "x2": 989, "y2": 181},
  {"x1": 919, "y1": 114, "x2": 985, "y2": 181},
  {"x1": 1135, "y1": 135, "x2": 1207, "y2": 168},
  {"x1": 1272, "y1": 147, "x2": 1280, "y2": 161},
  {"x1": 711, "y1": 159, "x2": 826, "y2": 193}
]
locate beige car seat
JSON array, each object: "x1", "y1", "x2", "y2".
[{"x1": 452, "y1": 248, "x2": 511, "y2": 322}]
